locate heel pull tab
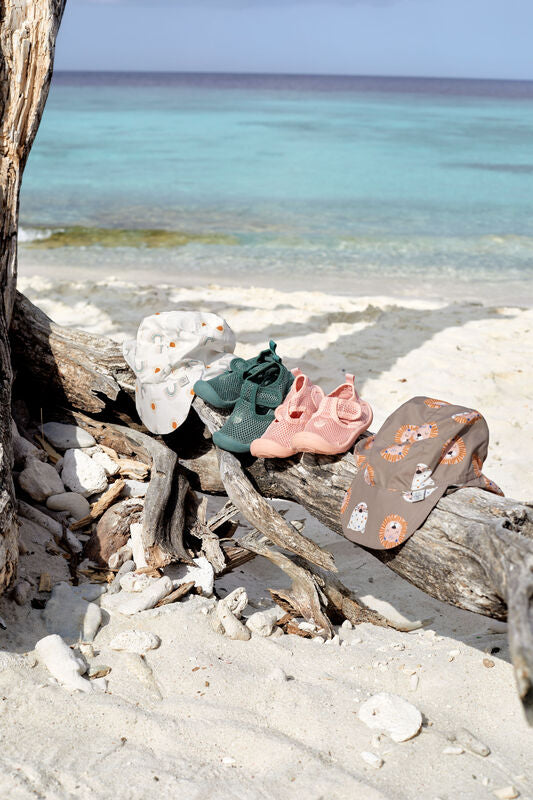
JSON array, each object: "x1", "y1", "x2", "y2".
[
  {"x1": 269, "y1": 340, "x2": 281, "y2": 362},
  {"x1": 345, "y1": 373, "x2": 361, "y2": 401}
]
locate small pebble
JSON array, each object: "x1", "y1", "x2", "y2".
[
  {"x1": 46, "y1": 492, "x2": 90, "y2": 520},
  {"x1": 121, "y1": 479, "x2": 148, "y2": 498},
  {"x1": 360, "y1": 751, "x2": 383, "y2": 769},
  {"x1": 107, "y1": 560, "x2": 135, "y2": 595},
  {"x1": 341, "y1": 620, "x2": 353, "y2": 630},
  {"x1": 298, "y1": 621, "x2": 317, "y2": 633},
  {"x1": 493, "y1": 787, "x2": 520, "y2": 800},
  {"x1": 42, "y1": 422, "x2": 96, "y2": 450},
  {"x1": 483, "y1": 658, "x2": 495, "y2": 669},
  {"x1": 313, "y1": 637, "x2": 325, "y2": 645},
  {"x1": 455, "y1": 727, "x2": 490, "y2": 757},
  {"x1": 448, "y1": 649, "x2": 460, "y2": 662},
  {"x1": 88, "y1": 664, "x2": 111, "y2": 679},
  {"x1": 13, "y1": 580, "x2": 32, "y2": 606},
  {"x1": 120, "y1": 572, "x2": 155, "y2": 593},
  {"x1": 91, "y1": 450, "x2": 120, "y2": 476},
  {"x1": 268, "y1": 667, "x2": 288, "y2": 683},
  {"x1": 409, "y1": 674, "x2": 419, "y2": 691}
]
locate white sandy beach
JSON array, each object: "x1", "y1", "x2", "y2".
[{"x1": 1, "y1": 272, "x2": 532, "y2": 800}]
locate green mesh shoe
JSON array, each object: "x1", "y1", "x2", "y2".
[
  {"x1": 212, "y1": 359, "x2": 294, "y2": 453},
  {"x1": 193, "y1": 340, "x2": 281, "y2": 409}
]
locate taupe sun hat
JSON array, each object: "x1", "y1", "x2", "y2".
[{"x1": 340, "y1": 396, "x2": 503, "y2": 550}]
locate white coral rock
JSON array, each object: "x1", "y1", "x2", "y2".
[
  {"x1": 168, "y1": 556, "x2": 214, "y2": 596},
  {"x1": 91, "y1": 450, "x2": 120, "y2": 476},
  {"x1": 213, "y1": 587, "x2": 250, "y2": 641},
  {"x1": 118, "y1": 576, "x2": 173, "y2": 615},
  {"x1": 119, "y1": 572, "x2": 155, "y2": 593},
  {"x1": 35, "y1": 634, "x2": 92, "y2": 692},
  {"x1": 358, "y1": 692, "x2": 422, "y2": 743},
  {"x1": 61, "y1": 449, "x2": 108, "y2": 497},
  {"x1": 246, "y1": 609, "x2": 278, "y2": 637},
  {"x1": 108, "y1": 630, "x2": 161, "y2": 655}
]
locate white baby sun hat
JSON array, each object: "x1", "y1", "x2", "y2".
[{"x1": 123, "y1": 310, "x2": 236, "y2": 434}]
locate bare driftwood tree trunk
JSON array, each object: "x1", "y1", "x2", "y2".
[
  {"x1": 10, "y1": 293, "x2": 533, "y2": 720},
  {"x1": 0, "y1": 0, "x2": 66, "y2": 592}
]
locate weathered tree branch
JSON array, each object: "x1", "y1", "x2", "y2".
[
  {"x1": 11, "y1": 293, "x2": 134, "y2": 415},
  {"x1": 239, "y1": 530, "x2": 389, "y2": 634},
  {"x1": 0, "y1": 0, "x2": 66, "y2": 592},
  {"x1": 1, "y1": 1, "x2": 66, "y2": 321},
  {"x1": 194, "y1": 397, "x2": 336, "y2": 572}
]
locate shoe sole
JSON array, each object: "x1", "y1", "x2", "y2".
[
  {"x1": 212, "y1": 430, "x2": 252, "y2": 453},
  {"x1": 250, "y1": 439, "x2": 298, "y2": 459},
  {"x1": 193, "y1": 380, "x2": 237, "y2": 410},
  {"x1": 291, "y1": 432, "x2": 347, "y2": 454}
]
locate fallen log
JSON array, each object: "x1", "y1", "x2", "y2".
[{"x1": 8, "y1": 292, "x2": 533, "y2": 721}]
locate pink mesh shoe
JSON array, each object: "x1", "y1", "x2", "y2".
[
  {"x1": 291, "y1": 373, "x2": 372, "y2": 455},
  {"x1": 250, "y1": 369, "x2": 324, "y2": 458}
]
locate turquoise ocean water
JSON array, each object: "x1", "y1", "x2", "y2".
[{"x1": 19, "y1": 72, "x2": 533, "y2": 301}]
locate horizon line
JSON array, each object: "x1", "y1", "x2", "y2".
[{"x1": 53, "y1": 68, "x2": 533, "y2": 83}]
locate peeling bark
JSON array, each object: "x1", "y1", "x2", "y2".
[{"x1": 0, "y1": 0, "x2": 66, "y2": 593}]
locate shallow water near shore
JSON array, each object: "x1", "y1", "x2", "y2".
[{"x1": 19, "y1": 72, "x2": 533, "y2": 303}]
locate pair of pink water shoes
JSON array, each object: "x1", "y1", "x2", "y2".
[{"x1": 250, "y1": 370, "x2": 372, "y2": 458}]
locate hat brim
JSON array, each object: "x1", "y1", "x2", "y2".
[
  {"x1": 135, "y1": 372, "x2": 201, "y2": 434},
  {"x1": 340, "y1": 470, "x2": 448, "y2": 551}
]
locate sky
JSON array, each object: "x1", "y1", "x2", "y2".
[{"x1": 55, "y1": 0, "x2": 533, "y2": 80}]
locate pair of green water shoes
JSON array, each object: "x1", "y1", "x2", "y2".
[{"x1": 193, "y1": 340, "x2": 294, "y2": 453}]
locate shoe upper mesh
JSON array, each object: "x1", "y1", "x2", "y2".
[
  {"x1": 259, "y1": 377, "x2": 322, "y2": 448},
  {"x1": 217, "y1": 361, "x2": 294, "y2": 446}
]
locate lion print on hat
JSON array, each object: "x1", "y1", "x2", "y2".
[
  {"x1": 379, "y1": 514, "x2": 407, "y2": 548},
  {"x1": 441, "y1": 436, "x2": 467, "y2": 464},
  {"x1": 381, "y1": 443, "x2": 411, "y2": 462},
  {"x1": 394, "y1": 422, "x2": 438, "y2": 444}
]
